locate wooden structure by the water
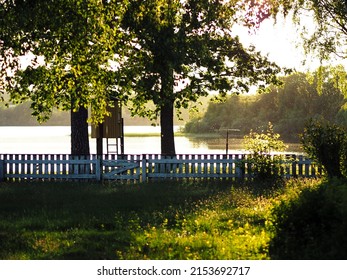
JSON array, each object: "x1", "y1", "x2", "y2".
[
  {"x1": 0, "y1": 154, "x2": 321, "y2": 182},
  {"x1": 91, "y1": 99, "x2": 124, "y2": 155}
]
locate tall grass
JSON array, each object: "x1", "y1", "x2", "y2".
[{"x1": 0, "y1": 178, "x2": 345, "y2": 260}]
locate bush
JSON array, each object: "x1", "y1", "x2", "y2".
[
  {"x1": 300, "y1": 119, "x2": 347, "y2": 178},
  {"x1": 269, "y1": 180, "x2": 347, "y2": 259},
  {"x1": 243, "y1": 122, "x2": 287, "y2": 183}
]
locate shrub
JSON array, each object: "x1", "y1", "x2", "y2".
[
  {"x1": 243, "y1": 122, "x2": 287, "y2": 183},
  {"x1": 300, "y1": 119, "x2": 347, "y2": 178},
  {"x1": 269, "y1": 179, "x2": 347, "y2": 259}
]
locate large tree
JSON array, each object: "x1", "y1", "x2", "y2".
[
  {"x1": 121, "y1": 0, "x2": 282, "y2": 155},
  {"x1": 1, "y1": 0, "x2": 284, "y2": 156},
  {"x1": 0, "y1": 0, "x2": 128, "y2": 155},
  {"x1": 243, "y1": 0, "x2": 347, "y2": 62}
]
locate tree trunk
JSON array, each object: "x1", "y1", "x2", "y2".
[
  {"x1": 160, "y1": 100, "x2": 176, "y2": 155},
  {"x1": 159, "y1": 64, "x2": 176, "y2": 156},
  {"x1": 71, "y1": 106, "x2": 90, "y2": 155}
]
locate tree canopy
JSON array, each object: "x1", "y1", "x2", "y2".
[
  {"x1": 121, "y1": 0, "x2": 282, "y2": 155},
  {"x1": 0, "y1": 0, "x2": 129, "y2": 154},
  {"x1": 1, "y1": 0, "x2": 284, "y2": 155}
]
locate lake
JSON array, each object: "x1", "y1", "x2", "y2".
[{"x1": 0, "y1": 126, "x2": 304, "y2": 154}]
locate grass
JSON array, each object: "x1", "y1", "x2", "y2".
[{"x1": 0, "y1": 178, "x2": 346, "y2": 260}]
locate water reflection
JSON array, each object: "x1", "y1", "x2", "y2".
[{"x1": 187, "y1": 137, "x2": 244, "y2": 152}]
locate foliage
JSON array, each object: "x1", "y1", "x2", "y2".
[
  {"x1": 184, "y1": 69, "x2": 347, "y2": 140},
  {"x1": 120, "y1": 0, "x2": 283, "y2": 154},
  {"x1": 296, "y1": 0, "x2": 347, "y2": 63},
  {"x1": 0, "y1": 0, "x2": 130, "y2": 154},
  {"x1": 243, "y1": 122, "x2": 287, "y2": 182},
  {"x1": 1, "y1": 0, "x2": 128, "y2": 122},
  {"x1": 245, "y1": 0, "x2": 347, "y2": 63},
  {"x1": 300, "y1": 119, "x2": 347, "y2": 178},
  {"x1": 269, "y1": 179, "x2": 347, "y2": 259}
]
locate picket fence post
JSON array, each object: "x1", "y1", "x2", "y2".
[
  {"x1": 141, "y1": 156, "x2": 147, "y2": 182},
  {"x1": 0, "y1": 160, "x2": 4, "y2": 182},
  {"x1": 95, "y1": 158, "x2": 101, "y2": 181}
]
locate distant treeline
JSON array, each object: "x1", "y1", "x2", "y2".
[
  {"x1": 0, "y1": 103, "x2": 70, "y2": 126},
  {"x1": 184, "y1": 70, "x2": 347, "y2": 141},
  {"x1": 0, "y1": 101, "x2": 194, "y2": 126},
  {"x1": 0, "y1": 103, "x2": 156, "y2": 126}
]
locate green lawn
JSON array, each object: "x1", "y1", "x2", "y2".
[{"x1": 0, "y1": 178, "x2": 346, "y2": 260}]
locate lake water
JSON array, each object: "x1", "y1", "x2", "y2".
[{"x1": 0, "y1": 126, "x2": 303, "y2": 154}]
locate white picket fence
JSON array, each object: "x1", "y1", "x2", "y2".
[{"x1": 0, "y1": 153, "x2": 321, "y2": 182}]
